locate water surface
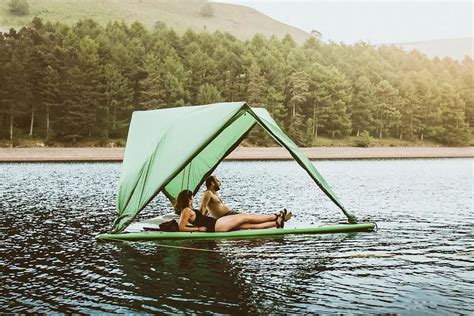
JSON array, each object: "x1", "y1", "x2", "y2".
[{"x1": 1, "y1": 159, "x2": 473, "y2": 313}]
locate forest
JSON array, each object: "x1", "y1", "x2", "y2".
[{"x1": 0, "y1": 17, "x2": 472, "y2": 146}]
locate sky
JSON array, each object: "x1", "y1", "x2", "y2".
[{"x1": 214, "y1": 0, "x2": 473, "y2": 44}]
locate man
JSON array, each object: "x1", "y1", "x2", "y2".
[{"x1": 199, "y1": 175, "x2": 241, "y2": 218}]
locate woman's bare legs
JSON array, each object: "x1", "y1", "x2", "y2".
[{"x1": 215, "y1": 213, "x2": 277, "y2": 232}]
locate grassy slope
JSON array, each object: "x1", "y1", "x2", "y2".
[{"x1": 0, "y1": 0, "x2": 309, "y2": 42}]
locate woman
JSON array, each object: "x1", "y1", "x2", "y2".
[{"x1": 175, "y1": 190, "x2": 292, "y2": 232}]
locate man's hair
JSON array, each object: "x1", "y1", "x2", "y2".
[{"x1": 205, "y1": 176, "x2": 216, "y2": 189}]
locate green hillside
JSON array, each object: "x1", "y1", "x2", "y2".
[{"x1": 0, "y1": 0, "x2": 310, "y2": 42}]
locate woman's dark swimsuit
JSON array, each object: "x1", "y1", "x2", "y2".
[{"x1": 190, "y1": 209, "x2": 217, "y2": 232}]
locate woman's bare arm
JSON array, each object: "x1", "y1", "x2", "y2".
[{"x1": 179, "y1": 207, "x2": 206, "y2": 232}]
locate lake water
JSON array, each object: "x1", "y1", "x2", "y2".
[{"x1": 1, "y1": 159, "x2": 473, "y2": 314}]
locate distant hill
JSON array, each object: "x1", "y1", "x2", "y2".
[
  {"x1": 393, "y1": 37, "x2": 473, "y2": 61},
  {"x1": 0, "y1": 0, "x2": 310, "y2": 43}
]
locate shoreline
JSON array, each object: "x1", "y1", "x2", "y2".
[{"x1": 0, "y1": 147, "x2": 472, "y2": 162}]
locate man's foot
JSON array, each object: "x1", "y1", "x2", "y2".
[
  {"x1": 283, "y1": 208, "x2": 292, "y2": 222},
  {"x1": 275, "y1": 214, "x2": 285, "y2": 228},
  {"x1": 275, "y1": 213, "x2": 284, "y2": 228},
  {"x1": 274, "y1": 209, "x2": 292, "y2": 229},
  {"x1": 277, "y1": 208, "x2": 292, "y2": 221}
]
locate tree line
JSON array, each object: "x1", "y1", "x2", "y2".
[{"x1": 0, "y1": 17, "x2": 472, "y2": 146}]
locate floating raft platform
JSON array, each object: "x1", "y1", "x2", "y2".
[{"x1": 96, "y1": 223, "x2": 376, "y2": 241}]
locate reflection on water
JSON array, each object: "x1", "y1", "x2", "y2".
[{"x1": 1, "y1": 159, "x2": 473, "y2": 313}]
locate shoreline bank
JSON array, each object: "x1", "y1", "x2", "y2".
[{"x1": 0, "y1": 147, "x2": 472, "y2": 162}]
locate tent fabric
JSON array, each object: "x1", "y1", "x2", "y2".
[{"x1": 111, "y1": 102, "x2": 356, "y2": 233}]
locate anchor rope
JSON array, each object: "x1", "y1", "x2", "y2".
[{"x1": 105, "y1": 237, "x2": 252, "y2": 254}]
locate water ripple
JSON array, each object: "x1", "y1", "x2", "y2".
[{"x1": 1, "y1": 159, "x2": 473, "y2": 313}]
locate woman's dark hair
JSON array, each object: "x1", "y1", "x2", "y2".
[{"x1": 175, "y1": 190, "x2": 193, "y2": 214}]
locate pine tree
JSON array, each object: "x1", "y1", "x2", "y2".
[
  {"x1": 25, "y1": 20, "x2": 46, "y2": 137},
  {"x1": 375, "y1": 80, "x2": 401, "y2": 138},
  {"x1": 304, "y1": 117, "x2": 315, "y2": 146},
  {"x1": 3, "y1": 28, "x2": 30, "y2": 142},
  {"x1": 308, "y1": 63, "x2": 331, "y2": 138},
  {"x1": 126, "y1": 37, "x2": 148, "y2": 111},
  {"x1": 459, "y1": 56, "x2": 474, "y2": 127},
  {"x1": 161, "y1": 54, "x2": 188, "y2": 106},
  {"x1": 77, "y1": 35, "x2": 102, "y2": 138},
  {"x1": 412, "y1": 70, "x2": 436, "y2": 140},
  {"x1": 0, "y1": 32, "x2": 8, "y2": 138},
  {"x1": 246, "y1": 62, "x2": 266, "y2": 106},
  {"x1": 212, "y1": 46, "x2": 235, "y2": 101},
  {"x1": 37, "y1": 22, "x2": 64, "y2": 141},
  {"x1": 40, "y1": 66, "x2": 61, "y2": 140},
  {"x1": 436, "y1": 83, "x2": 470, "y2": 145},
  {"x1": 266, "y1": 86, "x2": 287, "y2": 126},
  {"x1": 102, "y1": 63, "x2": 132, "y2": 138},
  {"x1": 140, "y1": 54, "x2": 166, "y2": 109},
  {"x1": 351, "y1": 76, "x2": 375, "y2": 136},
  {"x1": 287, "y1": 114, "x2": 306, "y2": 146},
  {"x1": 287, "y1": 71, "x2": 310, "y2": 117},
  {"x1": 185, "y1": 44, "x2": 213, "y2": 103},
  {"x1": 196, "y1": 83, "x2": 222, "y2": 104},
  {"x1": 58, "y1": 65, "x2": 92, "y2": 142}
]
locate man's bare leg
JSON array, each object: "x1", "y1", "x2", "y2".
[
  {"x1": 215, "y1": 214, "x2": 277, "y2": 232},
  {"x1": 237, "y1": 221, "x2": 277, "y2": 230},
  {"x1": 240, "y1": 214, "x2": 276, "y2": 224}
]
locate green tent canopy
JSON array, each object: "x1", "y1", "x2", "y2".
[{"x1": 111, "y1": 101, "x2": 357, "y2": 233}]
